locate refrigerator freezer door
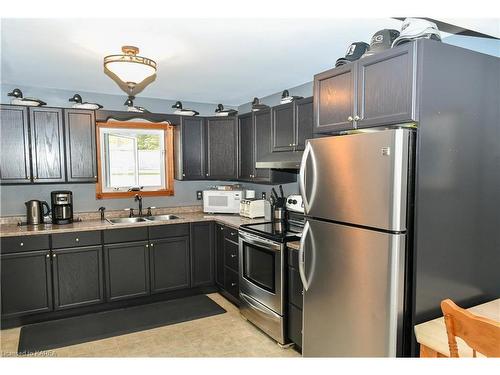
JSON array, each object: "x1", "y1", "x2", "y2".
[
  {"x1": 301, "y1": 218, "x2": 406, "y2": 357},
  {"x1": 300, "y1": 128, "x2": 411, "y2": 232}
]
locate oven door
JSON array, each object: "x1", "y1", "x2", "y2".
[{"x1": 239, "y1": 231, "x2": 284, "y2": 315}]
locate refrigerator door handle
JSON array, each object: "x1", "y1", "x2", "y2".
[
  {"x1": 299, "y1": 142, "x2": 318, "y2": 214},
  {"x1": 299, "y1": 220, "x2": 311, "y2": 291}
]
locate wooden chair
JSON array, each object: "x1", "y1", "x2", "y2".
[{"x1": 440, "y1": 299, "x2": 500, "y2": 357}]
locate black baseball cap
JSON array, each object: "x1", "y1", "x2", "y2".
[
  {"x1": 335, "y1": 42, "x2": 370, "y2": 67},
  {"x1": 362, "y1": 29, "x2": 400, "y2": 58}
]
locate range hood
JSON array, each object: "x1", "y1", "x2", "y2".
[{"x1": 255, "y1": 150, "x2": 303, "y2": 169}]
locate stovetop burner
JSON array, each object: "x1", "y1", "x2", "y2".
[{"x1": 240, "y1": 221, "x2": 301, "y2": 243}]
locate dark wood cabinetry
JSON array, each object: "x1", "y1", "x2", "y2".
[
  {"x1": 0, "y1": 105, "x2": 31, "y2": 184},
  {"x1": 64, "y1": 109, "x2": 97, "y2": 182},
  {"x1": 314, "y1": 43, "x2": 417, "y2": 134},
  {"x1": 214, "y1": 224, "x2": 240, "y2": 303},
  {"x1": 294, "y1": 97, "x2": 313, "y2": 151},
  {"x1": 253, "y1": 109, "x2": 273, "y2": 181},
  {"x1": 29, "y1": 107, "x2": 66, "y2": 183},
  {"x1": 190, "y1": 222, "x2": 215, "y2": 287},
  {"x1": 205, "y1": 117, "x2": 238, "y2": 179},
  {"x1": 286, "y1": 247, "x2": 303, "y2": 349},
  {"x1": 272, "y1": 102, "x2": 295, "y2": 152},
  {"x1": 52, "y1": 245, "x2": 104, "y2": 310},
  {"x1": 150, "y1": 236, "x2": 190, "y2": 293},
  {"x1": 238, "y1": 112, "x2": 255, "y2": 180},
  {"x1": 104, "y1": 241, "x2": 150, "y2": 302},
  {"x1": 174, "y1": 117, "x2": 206, "y2": 180},
  {"x1": 1, "y1": 250, "x2": 53, "y2": 318}
]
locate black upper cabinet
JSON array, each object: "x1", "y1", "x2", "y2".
[
  {"x1": 52, "y1": 245, "x2": 104, "y2": 310},
  {"x1": 175, "y1": 117, "x2": 206, "y2": 180},
  {"x1": 190, "y1": 222, "x2": 215, "y2": 287},
  {"x1": 294, "y1": 97, "x2": 313, "y2": 151},
  {"x1": 64, "y1": 109, "x2": 97, "y2": 182},
  {"x1": 272, "y1": 102, "x2": 295, "y2": 152},
  {"x1": 253, "y1": 109, "x2": 273, "y2": 181},
  {"x1": 104, "y1": 241, "x2": 150, "y2": 302},
  {"x1": 238, "y1": 112, "x2": 255, "y2": 181},
  {"x1": 0, "y1": 105, "x2": 32, "y2": 184},
  {"x1": 356, "y1": 43, "x2": 417, "y2": 128},
  {"x1": 205, "y1": 117, "x2": 238, "y2": 179},
  {"x1": 1, "y1": 250, "x2": 53, "y2": 318},
  {"x1": 314, "y1": 43, "x2": 417, "y2": 134},
  {"x1": 29, "y1": 107, "x2": 66, "y2": 183},
  {"x1": 150, "y1": 236, "x2": 190, "y2": 293},
  {"x1": 314, "y1": 63, "x2": 356, "y2": 133}
]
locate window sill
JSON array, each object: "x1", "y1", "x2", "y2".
[{"x1": 96, "y1": 189, "x2": 174, "y2": 199}]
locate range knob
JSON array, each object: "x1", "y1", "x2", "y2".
[
  {"x1": 292, "y1": 199, "x2": 297, "y2": 204},
  {"x1": 287, "y1": 199, "x2": 292, "y2": 204}
]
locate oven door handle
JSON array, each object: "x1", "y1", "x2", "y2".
[
  {"x1": 240, "y1": 292, "x2": 279, "y2": 317},
  {"x1": 299, "y1": 220, "x2": 311, "y2": 291},
  {"x1": 239, "y1": 232, "x2": 282, "y2": 252}
]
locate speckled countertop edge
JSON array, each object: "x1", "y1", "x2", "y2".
[
  {"x1": 0, "y1": 212, "x2": 268, "y2": 238},
  {"x1": 287, "y1": 241, "x2": 300, "y2": 250}
]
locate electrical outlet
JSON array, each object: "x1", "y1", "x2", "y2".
[{"x1": 196, "y1": 191, "x2": 203, "y2": 200}]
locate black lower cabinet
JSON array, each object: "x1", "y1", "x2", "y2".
[
  {"x1": 150, "y1": 237, "x2": 190, "y2": 293},
  {"x1": 190, "y1": 222, "x2": 215, "y2": 287},
  {"x1": 1, "y1": 250, "x2": 53, "y2": 318},
  {"x1": 288, "y1": 303, "x2": 303, "y2": 349},
  {"x1": 215, "y1": 224, "x2": 225, "y2": 287},
  {"x1": 104, "y1": 241, "x2": 150, "y2": 302},
  {"x1": 52, "y1": 245, "x2": 104, "y2": 310},
  {"x1": 224, "y1": 267, "x2": 239, "y2": 300}
]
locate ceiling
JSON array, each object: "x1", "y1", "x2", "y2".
[
  {"x1": 1, "y1": 18, "x2": 495, "y2": 106},
  {"x1": 1, "y1": 18, "x2": 407, "y2": 105}
]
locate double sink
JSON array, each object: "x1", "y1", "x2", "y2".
[{"x1": 107, "y1": 214, "x2": 180, "y2": 225}]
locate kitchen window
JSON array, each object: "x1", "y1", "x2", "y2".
[{"x1": 95, "y1": 121, "x2": 174, "y2": 199}]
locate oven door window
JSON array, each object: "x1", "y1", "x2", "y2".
[{"x1": 243, "y1": 242, "x2": 276, "y2": 293}]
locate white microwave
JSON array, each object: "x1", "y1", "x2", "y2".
[{"x1": 203, "y1": 190, "x2": 242, "y2": 214}]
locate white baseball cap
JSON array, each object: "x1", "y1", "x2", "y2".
[{"x1": 392, "y1": 18, "x2": 441, "y2": 47}]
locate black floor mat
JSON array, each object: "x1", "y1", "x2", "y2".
[{"x1": 18, "y1": 294, "x2": 226, "y2": 354}]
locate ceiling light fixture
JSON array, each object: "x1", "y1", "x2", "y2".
[{"x1": 103, "y1": 46, "x2": 157, "y2": 95}]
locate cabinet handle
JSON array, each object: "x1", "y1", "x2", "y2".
[
  {"x1": 206, "y1": 173, "x2": 209, "y2": 176},
  {"x1": 182, "y1": 173, "x2": 186, "y2": 177},
  {"x1": 150, "y1": 243, "x2": 154, "y2": 247},
  {"x1": 347, "y1": 116, "x2": 354, "y2": 122},
  {"x1": 354, "y1": 115, "x2": 360, "y2": 121},
  {"x1": 231, "y1": 282, "x2": 237, "y2": 287},
  {"x1": 145, "y1": 244, "x2": 149, "y2": 248},
  {"x1": 46, "y1": 253, "x2": 50, "y2": 258},
  {"x1": 94, "y1": 175, "x2": 97, "y2": 179},
  {"x1": 52, "y1": 253, "x2": 57, "y2": 258},
  {"x1": 20, "y1": 242, "x2": 24, "y2": 247},
  {"x1": 231, "y1": 254, "x2": 236, "y2": 258},
  {"x1": 75, "y1": 238, "x2": 79, "y2": 242}
]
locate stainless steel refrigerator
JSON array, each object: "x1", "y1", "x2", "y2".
[{"x1": 298, "y1": 128, "x2": 412, "y2": 357}]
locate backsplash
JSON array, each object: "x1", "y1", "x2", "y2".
[{"x1": 0, "y1": 180, "x2": 299, "y2": 217}]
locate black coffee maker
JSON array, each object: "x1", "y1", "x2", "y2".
[{"x1": 51, "y1": 191, "x2": 73, "y2": 224}]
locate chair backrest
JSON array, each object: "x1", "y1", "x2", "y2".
[{"x1": 441, "y1": 299, "x2": 500, "y2": 357}]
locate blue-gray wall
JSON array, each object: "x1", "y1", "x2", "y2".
[
  {"x1": 0, "y1": 180, "x2": 299, "y2": 216},
  {"x1": 0, "y1": 83, "x2": 236, "y2": 115}
]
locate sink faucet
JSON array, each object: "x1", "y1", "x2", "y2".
[{"x1": 134, "y1": 194, "x2": 143, "y2": 217}]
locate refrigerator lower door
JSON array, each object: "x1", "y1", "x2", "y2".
[
  {"x1": 301, "y1": 218, "x2": 405, "y2": 357},
  {"x1": 299, "y1": 128, "x2": 412, "y2": 232}
]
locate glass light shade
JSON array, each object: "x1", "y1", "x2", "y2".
[{"x1": 104, "y1": 46, "x2": 157, "y2": 87}]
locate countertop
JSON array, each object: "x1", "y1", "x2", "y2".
[
  {"x1": 287, "y1": 241, "x2": 300, "y2": 250},
  {"x1": 0, "y1": 212, "x2": 267, "y2": 238},
  {"x1": 414, "y1": 298, "x2": 500, "y2": 357}
]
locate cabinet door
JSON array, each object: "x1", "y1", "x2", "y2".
[
  {"x1": 272, "y1": 102, "x2": 295, "y2": 152},
  {"x1": 205, "y1": 117, "x2": 238, "y2": 179},
  {"x1": 104, "y1": 241, "x2": 150, "y2": 301},
  {"x1": 294, "y1": 97, "x2": 313, "y2": 151},
  {"x1": 313, "y1": 64, "x2": 356, "y2": 133},
  {"x1": 150, "y1": 236, "x2": 190, "y2": 293},
  {"x1": 190, "y1": 222, "x2": 214, "y2": 287},
  {"x1": 238, "y1": 113, "x2": 255, "y2": 180},
  {"x1": 181, "y1": 117, "x2": 206, "y2": 180},
  {"x1": 1, "y1": 250, "x2": 53, "y2": 318},
  {"x1": 0, "y1": 105, "x2": 32, "y2": 184},
  {"x1": 253, "y1": 109, "x2": 272, "y2": 181},
  {"x1": 356, "y1": 43, "x2": 417, "y2": 128},
  {"x1": 52, "y1": 245, "x2": 104, "y2": 310},
  {"x1": 29, "y1": 107, "x2": 66, "y2": 183},
  {"x1": 64, "y1": 109, "x2": 97, "y2": 182},
  {"x1": 215, "y1": 224, "x2": 225, "y2": 288}
]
